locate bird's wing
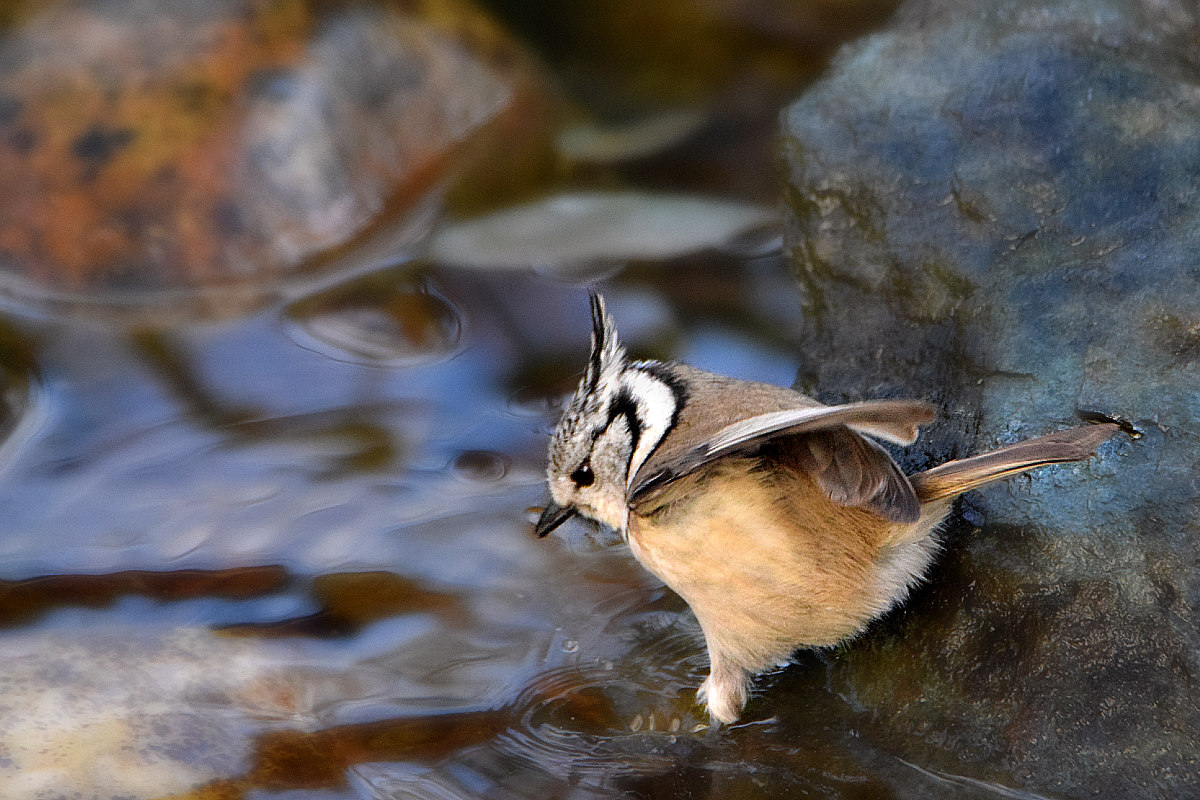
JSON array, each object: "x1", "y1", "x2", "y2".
[
  {"x1": 629, "y1": 400, "x2": 935, "y2": 523},
  {"x1": 782, "y1": 427, "x2": 924, "y2": 523}
]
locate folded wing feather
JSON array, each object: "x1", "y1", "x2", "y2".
[{"x1": 629, "y1": 399, "x2": 936, "y2": 523}]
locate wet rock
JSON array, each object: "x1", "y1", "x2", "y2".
[
  {"x1": 781, "y1": 0, "x2": 1200, "y2": 796},
  {"x1": 0, "y1": 623, "x2": 520, "y2": 799},
  {"x1": 0, "y1": 628, "x2": 281, "y2": 797},
  {"x1": 0, "y1": 0, "x2": 539, "y2": 315}
]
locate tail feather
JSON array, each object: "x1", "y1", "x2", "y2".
[{"x1": 911, "y1": 423, "x2": 1120, "y2": 503}]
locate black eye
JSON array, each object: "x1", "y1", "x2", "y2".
[{"x1": 570, "y1": 464, "x2": 595, "y2": 488}]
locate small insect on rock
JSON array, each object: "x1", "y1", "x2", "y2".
[{"x1": 536, "y1": 293, "x2": 1119, "y2": 725}]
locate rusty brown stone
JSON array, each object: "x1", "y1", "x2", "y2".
[{"x1": 0, "y1": 0, "x2": 546, "y2": 312}]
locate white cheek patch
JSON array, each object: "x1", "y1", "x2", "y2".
[{"x1": 621, "y1": 368, "x2": 678, "y2": 488}]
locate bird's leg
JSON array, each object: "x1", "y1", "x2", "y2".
[{"x1": 696, "y1": 645, "x2": 751, "y2": 725}]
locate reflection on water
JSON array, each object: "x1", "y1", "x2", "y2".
[
  {"x1": 0, "y1": 0, "x2": 967, "y2": 797},
  {"x1": 0, "y1": 257, "x2": 762, "y2": 793},
  {"x1": 0, "y1": 567, "x2": 289, "y2": 629},
  {"x1": 0, "y1": 259, "x2": 1006, "y2": 799},
  {"x1": 284, "y1": 275, "x2": 464, "y2": 367}
]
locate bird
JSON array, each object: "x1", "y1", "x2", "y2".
[{"x1": 535, "y1": 293, "x2": 1119, "y2": 725}]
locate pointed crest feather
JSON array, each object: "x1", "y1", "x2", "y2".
[
  {"x1": 548, "y1": 293, "x2": 629, "y2": 475},
  {"x1": 580, "y1": 292, "x2": 626, "y2": 407}
]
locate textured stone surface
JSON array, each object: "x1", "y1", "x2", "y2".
[
  {"x1": 781, "y1": 0, "x2": 1200, "y2": 796},
  {"x1": 0, "y1": 0, "x2": 533, "y2": 312}
]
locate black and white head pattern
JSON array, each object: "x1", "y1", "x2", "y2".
[{"x1": 547, "y1": 294, "x2": 687, "y2": 493}]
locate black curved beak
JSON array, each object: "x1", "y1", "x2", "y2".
[{"x1": 535, "y1": 502, "x2": 577, "y2": 538}]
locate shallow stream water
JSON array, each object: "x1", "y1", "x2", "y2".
[
  {"x1": 0, "y1": 1, "x2": 1032, "y2": 797},
  {"x1": 1, "y1": 249, "x2": 1027, "y2": 800}
]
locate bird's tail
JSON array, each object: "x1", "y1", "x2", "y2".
[{"x1": 910, "y1": 423, "x2": 1120, "y2": 503}]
